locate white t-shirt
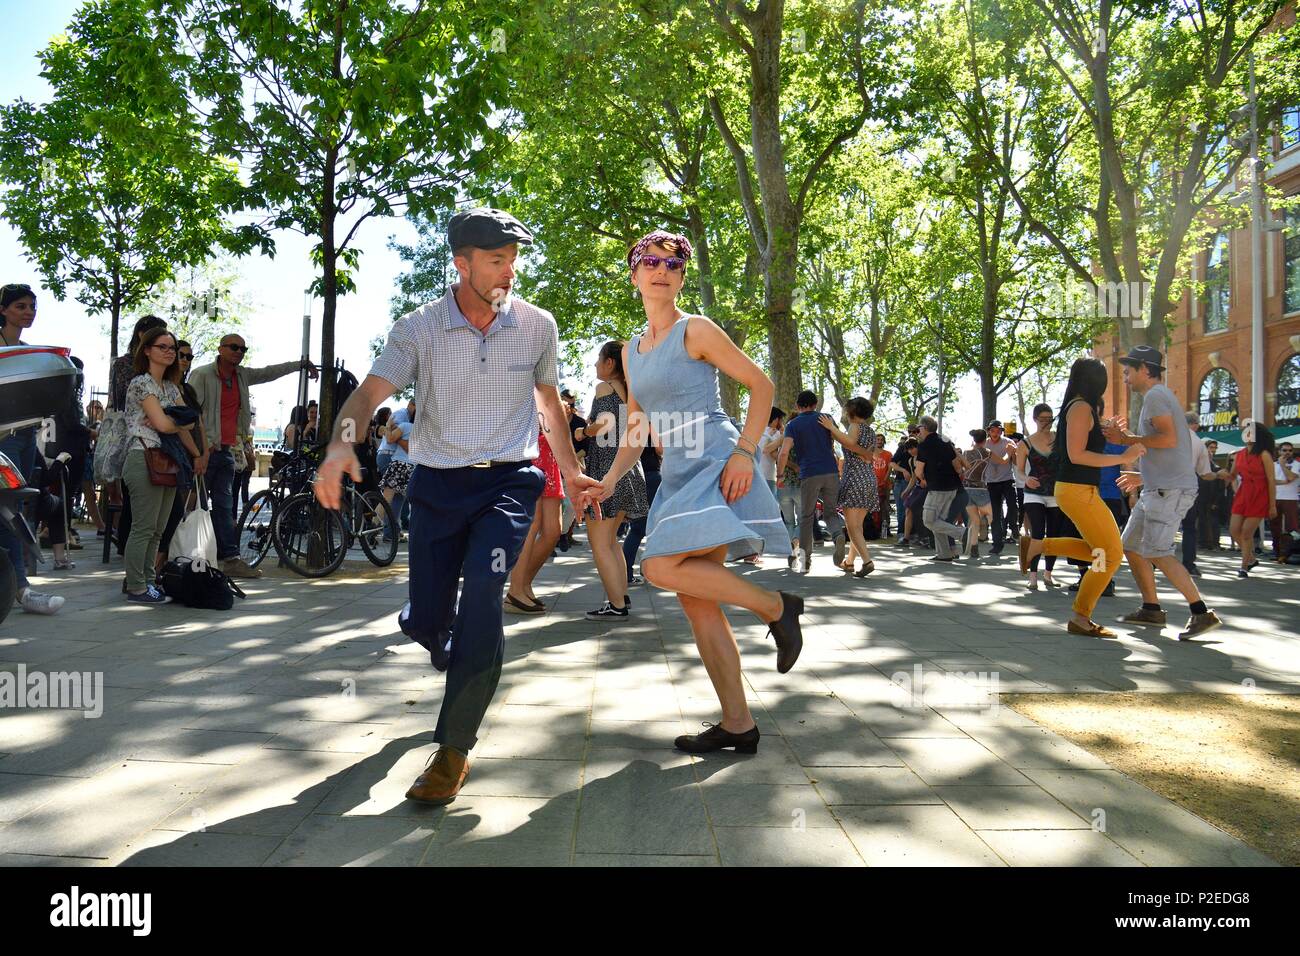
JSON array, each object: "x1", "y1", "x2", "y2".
[
  {"x1": 757, "y1": 426, "x2": 782, "y2": 482},
  {"x1": 1275, "y1": 459, "x2": 1300, "y2": 501}
]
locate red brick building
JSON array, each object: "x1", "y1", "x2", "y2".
[{"x1": 1093, "y1": 67, "x2": 1300, "y2": 450}]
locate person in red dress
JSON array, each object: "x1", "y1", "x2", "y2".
[
  {"x1": 505, "y1": 424, "x2": 566, "y2": 613},
  {"x1": 1224, "y1": 423, "x2": 1278, "y2": 577}
]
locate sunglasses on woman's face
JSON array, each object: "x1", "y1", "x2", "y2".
[
  {"x1": 179, "y1": 352, "x2": 193, "y2": 360},
  {"x1": 638, "y1": 255, "x2": 685, "y2": 272}
]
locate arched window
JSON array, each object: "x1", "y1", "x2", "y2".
[
  {"x1": 1198, "y1": 368, "x2": 1239, "y2": 429},
  {"x1": 1277, "y1": 354, "x2": 1300, "y2": 428},
  {"x1": 1204, "y1": 233, "x2": 1230, "y2": 333}
]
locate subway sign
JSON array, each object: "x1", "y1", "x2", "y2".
[{"x1": 1199, "y1": 409, "x2": 1239, "y2": 428}]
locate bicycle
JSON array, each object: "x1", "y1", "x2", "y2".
[
  {"x1": 236, "y1": 445, "x2": 318, "y2": 569},
  {"x1": 271, "y1": 472, "x2": 398, "y2": 577}
]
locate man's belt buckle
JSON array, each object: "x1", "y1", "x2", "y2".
[{"x1": 470, "y1": 461, "x2": 492, "y2": 469}]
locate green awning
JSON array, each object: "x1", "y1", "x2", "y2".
[{"x1": 1197, "y1": 425, "x2": 1300, "y2": 453}]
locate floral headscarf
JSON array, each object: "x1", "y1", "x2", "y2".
[{"x1": 627, "y1": 230, "x2": 693, "y2": 272}]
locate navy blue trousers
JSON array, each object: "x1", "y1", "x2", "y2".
[{"x1": 404, "y1": 461, "x2": 544, "y2": 752}]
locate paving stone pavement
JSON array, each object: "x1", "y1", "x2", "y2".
[{"x1": 0, "y1": 532, "x2": 1293, "y2": 867}]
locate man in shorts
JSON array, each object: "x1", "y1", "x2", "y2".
[{"x1": 1104, "y1": 346, "x2": 1223, "y2": 641}]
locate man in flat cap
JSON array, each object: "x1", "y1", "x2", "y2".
[
  {"x1": 316, "y1": 207, "x2": 604, "y2": 805},
  {"x1": 1104, "y1": 345, "x2": 1223, "y2": 641}
]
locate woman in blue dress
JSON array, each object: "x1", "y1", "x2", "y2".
[{"x1": 596, "y1": 230, "x2": 805, "y2": 755}]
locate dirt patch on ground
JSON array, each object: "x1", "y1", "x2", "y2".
[{"x1": 1004, "y1": 693, "x2": 1300, "y2": 866}]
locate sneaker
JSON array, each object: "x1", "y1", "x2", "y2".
[
  {"x1": 17, "y1": 588, "x2": 64, "y2": 615},
  {"x1": 586, "y1": 601, "x2": 629, "y2": 620},
  {"x1": 832, "y1": 531, "x2": 847, "y2": 566},
  {"x1": 1179, "y1": 610, "x2": 1224, "y2": 642},
  {"x1": 221, "y1": 557, "x2": 264, "y2": 579},
  {"x1": 126, "y1": 585, "x2": 170, "y2": 605},
  {"x1": 628, "y1": 574, "x2": 646, "y2": 586},
  {"x1": 1119, "y1": 606, "x2": 1166, "y2": 626},
  {"x1": 53, "y1": 558, "x2": 76, "y2": 570}
]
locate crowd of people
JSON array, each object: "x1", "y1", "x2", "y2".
[
  {"x1": 1, "y1": 284, "x2": 317, "y2": 611},
  {"x1": 4, "y1": 206, "x2": 1297, "y2": 809}
]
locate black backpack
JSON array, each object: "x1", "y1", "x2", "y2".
[{"x1": 159, "y1": 557, "x2": 247, "y2": 610}]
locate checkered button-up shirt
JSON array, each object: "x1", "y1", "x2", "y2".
[{"x1": 369, "y1": 288, "x2": 559, "y2": 468}]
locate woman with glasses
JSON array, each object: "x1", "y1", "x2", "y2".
[
  {"x1": 156, "y1": 340, "x2": 209, "y2": 572},
  {"x1": 101, "y1": 314, "x2": 169, "y2": 556},
  {"x1": 121, "y1": 328, "x2": 200, "y2": 603},
  {"x1": 594, "y1": 230, "x2": 802, "y2": 755}
]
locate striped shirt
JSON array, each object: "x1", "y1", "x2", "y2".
[{"x1": 369, "y1": 288, "x2": 559, "y2": 468}]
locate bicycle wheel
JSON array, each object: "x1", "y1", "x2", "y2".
[
  {"x1": 237, "y1": 489, "x2": 278, "y2": 569},
  {"x1": 272, "y1": 492, "x2": 348, "y2": 578},
  {"x1": 355, "y1": 490, "x2": 398, "y2": 566}
]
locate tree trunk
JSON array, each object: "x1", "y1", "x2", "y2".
[
  {"x1": 109, "y1": 269, "x2": 123, "y2": 361},
  {"x1": 749, "y1": 7, "x2": 803, "y2": 412},
  {"x1": 688, "y1": 205, "x2": 742, "y2": 419}
]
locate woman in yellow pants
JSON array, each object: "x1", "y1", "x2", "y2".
[{"x1": 1024, "y1": 358, "x2": 1145, "y2": 637}]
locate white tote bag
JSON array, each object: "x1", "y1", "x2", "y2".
[{"x1": 169, "y1": 477, "x2": 218, "y2": 566}]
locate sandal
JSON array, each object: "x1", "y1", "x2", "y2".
[
  {"x1": 53, "y1": 559, "x2": 76, "y2": 570},
  {"x1": 1067, "y1": 619, "x2": 1117, "y2": 638},
  {"x1": 854, "y1": 561, "x2": 875, "y2": 578}
]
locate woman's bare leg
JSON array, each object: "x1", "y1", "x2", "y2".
[
  {"x1": 678, "y1": 546, "x2": 755, "y2": 733},
  {"x1": 844, "y1": 507, "x2": 870, "y2": 566},
  {"x1": 643, "y1": 546, "x2": 784, "y2": 624},
  {"x1": 588, "y1": 512, "x2": 628, "y2": 606},
  {"x1": 520, "y1": 498, "x2": 562, "y2": 603},
  {"x1": 507, "y1": 505, "x2": 542, "y2": 604},
  {"x1": 82, "y1": 480, "x2": 104, "y2": 530}
]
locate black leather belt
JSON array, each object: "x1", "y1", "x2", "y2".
[{"x1": 467, "y1": 460, "x2": 528, "y2": 469}]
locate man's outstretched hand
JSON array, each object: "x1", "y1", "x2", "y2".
[{"x1": 315, "y1": 443, "x2": 361, "y2": 510}]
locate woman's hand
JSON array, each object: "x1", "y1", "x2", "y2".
[
  {"x1": 1270, "y1": 504, "x2": 1278, "y2": 520},
  {"x1": 1116, "y1": 471, "x2": 1143, "y2": 494},
  {"x1": 720, "y1": 452, "x2": 753, "y2": 503},
  {"x1": 817, "y1": 414, "x2": 835, "y2": 432},
  {"x1": 1123, "y1": 444, "x2": 1146, "y2": 464},
  {"x1": 1026, "y1": 476, "x2": 1040, "y2": 489}
]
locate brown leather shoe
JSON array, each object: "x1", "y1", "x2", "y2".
[{"x1": 405, "y1": 747, "x2": 470, "y2": 805}]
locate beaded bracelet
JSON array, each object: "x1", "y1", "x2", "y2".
[
  {"x1": 736, "y1": 435, "x2": 759, "y2": 450},
  {"x1": 729, "y1": 447, "x2": 755, "y2": 462}
]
